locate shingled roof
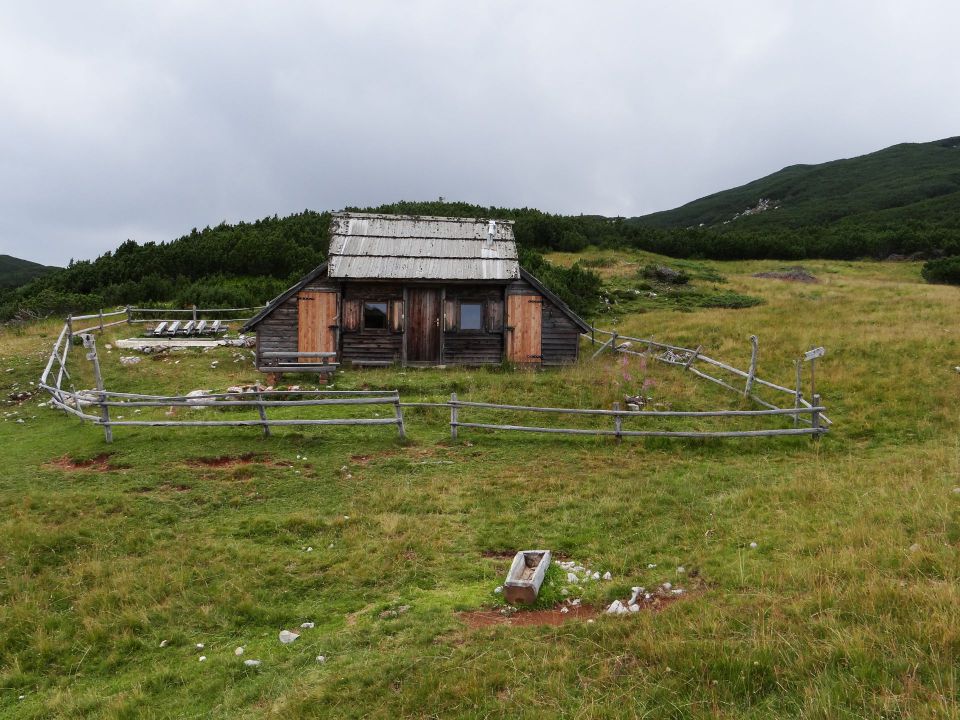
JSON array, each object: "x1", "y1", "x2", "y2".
[{"x1": 327, "y1": 212, "x2": 520, "y2": 281}]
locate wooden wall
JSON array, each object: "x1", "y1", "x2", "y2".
[
  {"x1": 443, "y1": 285, "x2": 504, "y2": 365},
  {"x1": 507, "y1": 279, "x2": 580, "y2": 365},
  {"x1": 341, "y1": 283, "x2": 404, "y2": 365},
  {"x1": 255, "y1": 275, "x2": 337, "y2": 368},
  {"x1": 254, "y1": 275, "x2": 580, "y2": 369}
]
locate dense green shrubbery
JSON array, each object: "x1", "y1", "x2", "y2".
[{"x1": 921, "y1": 256, "x2": 960, "y2": 285}]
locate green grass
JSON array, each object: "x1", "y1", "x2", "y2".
[{"x1": 2, "y1": 254, "x2": 960, "y2": 718}]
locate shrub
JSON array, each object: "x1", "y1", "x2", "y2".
[{"x1": 921, "y1": 256, "x2": 960, "y2": 285}]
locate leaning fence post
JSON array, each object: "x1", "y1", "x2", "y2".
[
  {"x1": 450, "y1": 392, "x2": 458, "y2": 440},
  {"x1": 256, "y1": 390, "x2": 271, "y2": 438},
  {"x1": 82, "y1": 334, "x2": 112, "y2": 443},
  {"x1": 394, "y1": 391, "x2": 406, "y2": 439},
  {"x1": 744, "y1": 335, "x2": 758, "y2": 397},
  {"x1": 613, "y1": 401, "x2": 622, "y2": 445},
  {"x1": 811, "y1": 393, "x2": 822, "y2": 440},
  {"x1": 66, "y1": 314, "x2": 74, "y2": 343}
]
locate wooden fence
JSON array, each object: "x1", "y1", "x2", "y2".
[
  {"x1": 584, "y1": 328, "x2": 832, "y2": 427},
  {"x1": 38, "y1": 309, "x2": 831, "y2": 445},
  {"x1": 39, "y1": 312, "x2": 404, "y2": 443},
  {"x1": 442, "y1": 393, "x2": 826, "y2": 441}
]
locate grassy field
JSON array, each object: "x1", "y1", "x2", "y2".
[{"x1": 1, "y1": 253, "x2": 959, "y2": 718}]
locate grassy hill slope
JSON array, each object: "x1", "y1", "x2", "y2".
[
  {"x1": 633, "y1": 136, "x2": 960, "y2": 231},
  {"x1": 2, "y1": 255, "x2": 958, "y2": 717},
  {"x1": 0, "y1": 255, "x2": 57, "y2": 290}
]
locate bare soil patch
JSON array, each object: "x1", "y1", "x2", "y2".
[
  {"x1": 753, "y1": 266, "x2": 819, "y2": 283},
  {"x1": 187, "y1": 453, "x2": 260, "y2": 468},
  {"x1": 46, "y1": 453, "x2": 125, "y2": 472},
  {"x1": 458, "y1": 605, "x2": 598, "y2": 628}
]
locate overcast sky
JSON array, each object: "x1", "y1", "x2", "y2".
[{"x1": 2, "y1": 1, "x2": 958, "y2": 265}]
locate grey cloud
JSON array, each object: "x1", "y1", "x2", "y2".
[{"x1": 1, "y1": 0, "x2": 958, "y2": 265}]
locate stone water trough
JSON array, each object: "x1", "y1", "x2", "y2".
[{"x1": 503, "y1": 550, "x2": 552, "y2": 605}]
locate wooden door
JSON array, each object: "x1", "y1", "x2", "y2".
[
  {"x1": 407, "y1": 288, "x2": 441, "y2": 362},
  {"x1": 507, "y1": 294, "x2": 542, "y2": 364},
  {"x1": 297, "y1": 291, "x2": 338, "y2": 362}
]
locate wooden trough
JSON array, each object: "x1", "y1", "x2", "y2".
[{"x1": 503, "y1": 550, "x2": 552, "y2": 605}]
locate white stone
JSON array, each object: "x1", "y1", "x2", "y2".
[
  {"x1": 647, "y1": 563, "x2": 657, "y2": 569},
  {"x1": 677, "y1": 566, "x2": 685, "y2": 574},
  {"x1": 119, "y1": 356, "x2": 141, "y2": 365},
  {"x1": 306, "y1": 547, "x2": 313, "y2": 552},
  {"x1": 662, "y1": 582, "x2": 672, "y2": 590},
  {"x1": 494, "y1": 586, "x2": 503, "y2": 594},
  {"x1": 278, "y1": 630, "x2": 299, "y2": 644},
  {"x1": 567, "y1": 573, "x2": 578, "y2": 583},
  {"x1": 628, "y1": 587, "x2": 641, "y2": 605},
  {"x1": 244, "y1": 659, "x2": 261, "y2": 667},
  {"x1": 629, "y1": 603, "x2": 640, "y2": 612},
  {"x1": 592, "y1": 572, "x2": 600, "y2": 580},
  {"x1": 159, "y1": 640, "x2": 168, "y2": 648},
  {"x1": 199, "y1": 656, "x2": 207, "y2": 662},
  {"x1": 910, "y1": 543, "x2": 921, "y2": 552},
  {"x1": 196, "y1": 643, "x2": 204, "y2": 649},
  {"x1": 301, "y1": 622, "x2": 315, "y2": 629},
  {"x1": 316, "y1": 655, "x2": 327, "y2": 663},
  {"x1": 235, "y1": 647, "x2": 244, "y2": 655},
  {"x1": 560, "y1": 607, "x2": 569, "y2": 614},
  {"x1": 602, "y1": 571, "x2": 612, "y2": 581},
  {"x1": 749, "y1": 542, "x2": 758, "y2": 549}
]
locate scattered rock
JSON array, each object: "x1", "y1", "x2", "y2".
[
  {"x1": 494, "y1": 586, "x2": 503, "y2": 594},
  {"x1": 677, "y1": 566, "x2": 685, "y2": 574},
  {"x1": 244, "y1": 659, "x2": 261, "y2": 667},
  {"x1": 199, "y1": 656, "x2": 207, "y2": 662},
  {"x1": 300, "y1": 622, "x2": 315, "y2": 629},
  {"x1": 196, "y1": 643, "x2": 204, "y2": 649},
  {"x1": 602, "y1": 571, "x2": 612, "y2": 581},
  {"x1": 234, "y1": 647, "x2": 244, "y2": 656},
  {"x1": 119, "y1": 356, "x2": 141, "y2": 366},
  {"x1": 159, "y1": 640, "x2": 168, "y2": 648},
  {"x1": 909, "y1": 543, "x2": 921, "y2": 553},
  {"x1": 566, "y1": 572, "x2": 578, "y2": 584},
  {"x1": 316, "y1": 655, "x2": 327, "y2": 664},
  {"x1": 749, "y1": 542, "x2": 758, "y2": 549},
  {"x1": 278, "y1": 630, "x2": 299, "y2": 644}
]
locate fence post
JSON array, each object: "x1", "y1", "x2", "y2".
[
  {"x1": 256, "y1": 391, "x2": 271, "y2": 438},
  {"x1": 613, "y1": 401, "x2": 622, "y2": 445},
  {"x1": 394, "y1": 391, "x2": 406, "y2": 439},
  {"x1": 744, "y1": 335, "x2": 758, "y2": 397},
  {"x1": 192, "y1": 305, "x2": 198, "y2": 323},
  {"x1": 99, "y1": 309, "x2": 104, "y2": 332},
  {"x1": 811, "y1": 393, "x2": 822, "y2": 440},
  {"x1": 450, "y1": 392, "x2": 458, "y2": 440},
  {"x1": 125, "y1": 305, "x2": 132, "y2": 324},
  {"x1": 794, "y1": 359, "x2": 802, "y2": 428},
  {"x1": 66, "y1": 315, "x2": 74, "y2": 343},
  {"x1": 82, "y1": 335, "x2": 112, "y2": 443}
]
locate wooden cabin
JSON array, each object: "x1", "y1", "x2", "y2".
[{"x1": 241, "y1": 212, "x2": 589, "y2": 374}]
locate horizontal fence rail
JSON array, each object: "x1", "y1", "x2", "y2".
[{"x1": 445, "y1": 393, "x2": 827, "y2": 442}]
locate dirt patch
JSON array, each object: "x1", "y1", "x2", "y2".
[
  {"x1": 8, "y1": 390, "x2": 33, "y2": 404},
  {"x1": 458, "y1": 605, "x2": 598, "y2": 628},
  {"x1": 46, "y1": 453, "x2": 124, "y2": 472},
  {"x1": 187, "y1": 453, "x2": 260, "y2": 468},
  {"x1": 753, "y1": 266, "x2": 819, "y2": 283}
]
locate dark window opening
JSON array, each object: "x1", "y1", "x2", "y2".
[
  {"x1": 459, "y1": 302, "x2": 483, "y2": 331},
  {"x1": 363, "y1": 302, "x2": 388, "y2": 330}
]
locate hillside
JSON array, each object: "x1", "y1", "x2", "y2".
[
  {"x1": 632, "y1": 136, "x2": 960, "y2": 231},
  {"x1": 2, "y1": 255, "x2": 959, "y2": 717},
  {"x1": 0, "y1": 255, "x2": 57, "y2": 290}
]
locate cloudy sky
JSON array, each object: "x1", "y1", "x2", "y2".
[{"x1": 2, "y1": 1, "x2": 958, "y2": 265}]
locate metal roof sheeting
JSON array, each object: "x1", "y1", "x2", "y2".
[{"x1": 328, "y1": 212, "x2": 520, "y2": 280}]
